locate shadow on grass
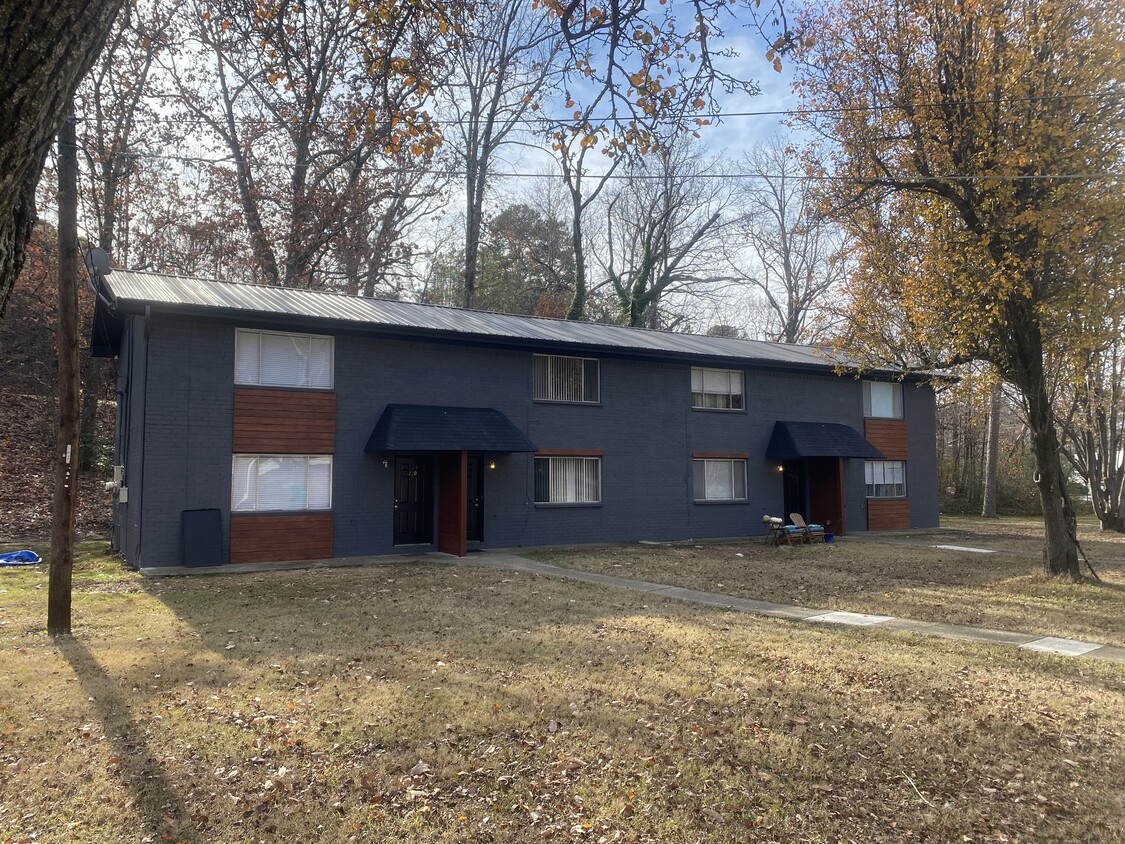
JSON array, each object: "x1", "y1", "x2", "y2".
[{"x1": 56, "y1": 635, "x2": 201, "y2": 844}]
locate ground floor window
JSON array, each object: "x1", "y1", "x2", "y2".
[
  {"x1": 534, "y1": 456, "x2": 601, "y2": 504},
  {"x1": 232, "y1": 455, "x2": 332, "y2": 511},
  {"x1": 865, "y1": 460, "x2": 906, "y2": 498},
  {"x1": 693, "y1": 458, "x2": 747, "y2": 501}
]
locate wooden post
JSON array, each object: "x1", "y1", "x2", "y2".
[{"x1": 48, "y1": 106, "x2": 80, "y2": 636}]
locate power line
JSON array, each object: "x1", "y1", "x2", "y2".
[
  {"x1": 119, "y1": 149, "x2": 1123, "y2": 182},
  {"x1": 109, "y1": 90, "x2": 1123, "y2": 130}
]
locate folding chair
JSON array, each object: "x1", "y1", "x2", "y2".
[{"x1": 789, "y1": 513, "x2": 826, "y2": 543}]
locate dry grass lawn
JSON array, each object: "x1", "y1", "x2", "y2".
[
  {"x1": 1, "y1": 540, "x2": 1124, "y2": 843},
  {"x1": 531, "y1": 516, "x2": 1125, "y2": 649}
]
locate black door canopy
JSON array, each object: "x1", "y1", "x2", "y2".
[
  {"x1": 365, "y1": 404, "x2": 537, "y2": 453},
  {"x1": 765, "y1": 421, "x2": 885, "y2": 460}
]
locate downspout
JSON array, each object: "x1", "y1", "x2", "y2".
[{"x1": 137, "y1": 305, "x2": 150, "y2": 566}]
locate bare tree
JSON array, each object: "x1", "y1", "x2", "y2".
[
  {"x1": 1060, "y1": 332, "x2": 1125, "y2": 532},
  {"x1": 540, "y1": 0, "x2": 758, "y2": 320},
  {"x1": 75, "y1": 0, "x2": 178, "y2": 471},
  {"x1": 730, "y1": 136, "x2": 845, "y2": 344},
  {"x1": 167, "y1": 0, "x2": 442, "y2": 289},
  {"x1": 435, "y1": 0, "x2": 561, "y2": 308},
  {"x1": 599, "y1": 137, "x2": 732, "y2": 328}
]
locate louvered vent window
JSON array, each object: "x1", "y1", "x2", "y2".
[
  {"x1": 532, "y1": 354, "x2": 599, "y2": 403},
  {"x1": 534, "y1": 456, "x2": 601, "y2": 504}
]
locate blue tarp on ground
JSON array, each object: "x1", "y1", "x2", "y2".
[{"x1": 0, "y1": 550, "x2": 42, "y2": 566}]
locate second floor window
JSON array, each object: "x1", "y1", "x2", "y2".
[
  {"x1": 533, "y1": 354, "x2": 599, "y2": 403},
  {"x1": 236, "y1": 328, "x2": 333, "y2": 389},
  {"x1": 691, "y1": 367, "x2": 744, "y2": 410},
  {"x1": 863, "y1": 380, "x2": 903, "y2": 418}
]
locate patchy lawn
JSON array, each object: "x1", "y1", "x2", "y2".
[
  {"x1": 1, "y1": 544, "x2": 1124, "y2": 843},
  {"x1": 530, "y1": 516, "x2": 1125, "y2": 649}
]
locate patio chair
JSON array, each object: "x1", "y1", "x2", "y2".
[
  {"x1": 764, "y1": 515, "x2": 803, "y2": 546},
  {"x1": 789, "y1": 513, "x2": 826, "y2": 543}
]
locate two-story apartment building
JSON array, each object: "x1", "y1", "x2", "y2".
[{"x1": 90, "y1": 270, "x2": 939, "y2": 569}]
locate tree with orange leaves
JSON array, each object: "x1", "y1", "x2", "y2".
[{"x1": 793, "y1": 0, "x2": 1125, "y2": 578}]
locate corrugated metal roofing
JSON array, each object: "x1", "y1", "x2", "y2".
[{"x1": 101, "y1": 269, "x2": 855, "y2": 370}]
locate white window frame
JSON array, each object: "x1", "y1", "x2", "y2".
[
  {"x1": 865, "y1": 460, "x2": 907, "y2": 499},
  {"x1": 862, "y1": 380, "x2": 903, "y2": 418},
  {"x1": 693, "y1": 458, "x2": 748, "y2": 502},
  {"x1": 532, "y1": 354, "x2": 600, "y2": 403},
  {"x1": 232, "y1": 454, "x2": 333, "y2": 512},
  {"x1": 235, "y1": 328, "x2": 334, "y2": 389},
  {"x1": 691, "y1": 367, "x2": 744, "y2": 410},
  {"x1": 534, "y1": 456, "x2": 602, "y2": 504}
]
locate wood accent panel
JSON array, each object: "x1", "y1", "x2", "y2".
[
  {"x1": 535, "y1": 449, "x2": 604, "y2": 457},
  {"x1": 808, "y1": 457, "x2": 846, "y2": 535},
  {"x1": 436, "y1": 450, "x2": 467, "y2": 557},
  {"x1": 230, "y1": 513, "x2": 333, "y2": 563},
  {"x1": 864, "y1": 418, "x2": 909, "y2": 460},
  {"x1": 867, "y1": 499, "x2": 911, "y2": 531},
  {"x1": 233, "y1": 387, "x2": 335, "y2": 454},
  {"x1": 693, "y1": 452, "x2": 749, "y2": 459}
]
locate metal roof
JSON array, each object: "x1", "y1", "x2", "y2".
[{"x1": 100, "y1": 269, "x2": 859, "y2": 371}]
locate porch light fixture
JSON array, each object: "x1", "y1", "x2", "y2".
[
  {"x1": 776, "y1": 464, "x2": 784, "y2": 472},
  {"x1": 488, "y1": 459, "x2": 497, "y2": 470},
  {"x1": 382, "y1": 458, "x2": 389, "y2": 468}
]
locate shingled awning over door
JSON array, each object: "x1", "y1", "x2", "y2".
[{"x1": 364, "y1": 404, "x2": 537, "y2": 453}]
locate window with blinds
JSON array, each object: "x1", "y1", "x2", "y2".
[
  {"x1": 534, "y1": 456, "x2": 601, "y2": 504},
  {"x1": 532, "y1": 354, "x2": 599, "y2": 403},
  {"x1": 235, "y1": 329, "x2": 333, "y2": 389},
  {"x1": 692, "y1": 458, "x2": 748, "y2": 501},
  {"x1": 865, "y1": 460, "x2": 906, "y2": 498},
  {"x1": 691, "y1": 367, "x2": 744, "y2": 410},
  {"x1": 862, "y1": 381, "x2": 903, "y2": 418},
  {"x1": 232, "y1": 455, "x2": 333, "y2": 511}
]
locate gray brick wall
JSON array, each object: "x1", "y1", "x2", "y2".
[{"x1": 120, "y1": 315, "x2": 940, "y2": 566}]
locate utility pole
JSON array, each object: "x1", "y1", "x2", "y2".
[{"x1": 48, "y1": 105, "x2": 80, "y2": 636}]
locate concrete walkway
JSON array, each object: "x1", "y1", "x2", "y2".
[{"x1": 453, "y1": 549, "x2": 1125, "y2": 665}]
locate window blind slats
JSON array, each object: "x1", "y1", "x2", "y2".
[
  {"x1": 533, "y1": 355, "x2": 598, "y2": 402},
  {"x1": 234, "y1": 330, "x2": 260, "y2": 385},
  {"x1": 691, "y1": 367, "x2": 743, "y2": 410},
  {"x1": 231, "y1": 455, "x2": 333, "y2": 511},
  {"x1": 534, "y1": 456, "x2": 601, "y2": 503},
  {"x1": 235, "y1": 329, "x2": 333, "y2": 389}
]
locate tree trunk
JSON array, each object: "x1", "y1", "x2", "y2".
[
  {"x1": 0, "y1": 0, "x2": 126, "y2": 314},
  {"x1": 1015, "y1": 331, "x2": 1080, "y2": 579},
  {"x1": 565, "y1": 208, "x2": 586, "y2": 321},
  {"x1": 981, "y1": 382, "x2": 1001, "y2": 518},
  {"x1": 48, "y1": 108, "x2": 81, "y2": 636}
]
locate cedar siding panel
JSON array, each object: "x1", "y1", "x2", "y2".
[
  {"x1": 867, "y1": 499, "x2": 911, "y2": 531},
  {"x1": 233, "y1": 387, "x2": 335, "y2": 453},
  {"x1": 230, "y1": 513, "x2": 333, "y2": 563},
  {"x1": 864, "y1": 419, "x2": 909, "y2": 461}
]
